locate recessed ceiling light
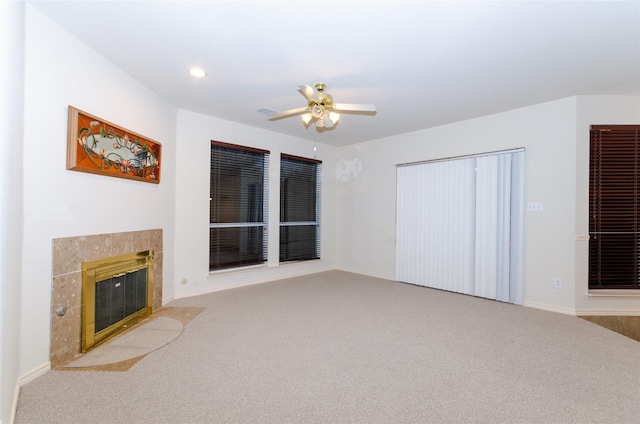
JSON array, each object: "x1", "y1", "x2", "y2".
[{"x1": 190, "y1": 68, "x2": 207, "y2": 78}]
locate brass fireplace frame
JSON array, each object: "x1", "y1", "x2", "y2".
[{"x1": 81, "y1": 250, "x2": 154, "y2": 352}]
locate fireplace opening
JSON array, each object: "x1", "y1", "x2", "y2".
[{"x1": 82, "y1": 250, "x2": 154, "y2": 352}]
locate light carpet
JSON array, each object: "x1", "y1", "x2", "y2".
[
  {"x1": 64, "y1": 316, "x2": 183, "y2": 368},
  {"x1": 15, "y1": 271, "x2": 640, "y2": 424}
]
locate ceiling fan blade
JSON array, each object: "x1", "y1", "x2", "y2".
[
  {"x1": 333, "y1": 103, "x2": 377, "y2": 113},
  {"x1": 268, "y1": 106, "x2": 310, "y2": 120},
  {"x1": 297, "y1": 84, "x2": 320, "y2": 102}
]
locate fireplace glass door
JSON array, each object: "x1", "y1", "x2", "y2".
[
  {"x1": 82, "y1": 250, "x2": 153, "y2": 352},
  {"x1": 95, "y1": 268, "x2": 148, "y2": 333}
]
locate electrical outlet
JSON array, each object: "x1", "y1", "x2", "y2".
[{"x1": 553, "y1": 278, "x2": 562, "y2": 289}]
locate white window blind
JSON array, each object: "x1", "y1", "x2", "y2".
[{"x1": 396, "y1": 149, "x2": 524, "y2": 304}]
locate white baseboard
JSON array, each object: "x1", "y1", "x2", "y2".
[
  {"x1": 574, "y1": 309, "x2": 640, "y2": 316},
  {"x1": 19, "y1": 362, "x2": 50, "y2": 386},
  {"x1": 522, "y1": 301, "x2": 576, "y2": 316},
  {"x1": 10, "y1": 363, "x2": 50, "y2": 424},
  {"x1": 334, "y1": 266, "x2": 395, "y2": 282},
  {"x1": 8, "y1": 378, "x2": 19, "y2": 424},
  {"x1": 162, "y1": 293, "x2": 175, "y2": 306},
  {"x1": 173, "y1": 265, "x2": 335, "y2": 300},
  {"x1": 172, "y1": 279, "x2": 262, "y2": 299}
]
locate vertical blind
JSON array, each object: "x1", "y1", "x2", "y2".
[
  {"x1": 280, "y1": 154, "x2": 321, "y2": 262},
  {"x1": 396, "y1": 150, "x2": 524, "y2": 304},
  {"x1": 589, "y1": 125, "x2": 640, "y2": 289},
  {"x1": 210, "y1": 141, "x2": 269, "y2": 271}
]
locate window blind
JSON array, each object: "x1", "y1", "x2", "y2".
[
  {"x1": 210, "y1": 141, "x2": 269, "y2": 271},
  {"x1": 396, "y1": 149, "x2": 524, "y2": 304},
  {"x1": 589, "y1": 125, "x2": 640, "y2": 289},
  {"x1": 280, "y1": 154, "x2": 321, "y2": 262}
]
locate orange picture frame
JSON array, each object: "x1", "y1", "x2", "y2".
[{"x1": 67, "y1": 106, "x2": 161, "y2": 184}]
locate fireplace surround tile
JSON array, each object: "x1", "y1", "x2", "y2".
[
  {"x1": 152, "y1": 251, "x2": 163, "y2": 311},
  {"x1": 132, "y1": 231, "x2": 150, "y2": 253},
  {"x1": 84, "y1": 233, "x2": 113, "y2": 262},
  {"x1": 50, "y1": 303, "x2": 81, "y2": 350},
  {"x1": 111, "y1": 232, "x2": 133, "y2": 256},
  {"x1": 50, "y1": 229, "x2": 163, "y2": 368},
  {"x1": 52, "y1": 272, "x2": 82, "y2": 310},
  {"x1": 150, "y1": 229, "x2": 162, "y2": 252},
  {"x1": 52, "y1": 236, "x2": 85, "y2": 277}
]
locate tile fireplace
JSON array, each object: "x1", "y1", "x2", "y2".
[{"x1": 51, "y1": 229, "x2": 162, "y2": 368}]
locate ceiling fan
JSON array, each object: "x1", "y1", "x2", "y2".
[{"x1": 269, "y1": 82, "x2": 376, "y2": 129}]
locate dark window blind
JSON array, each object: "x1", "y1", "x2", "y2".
[
  {"x1": 280, "y1": 154, "x2": 321, "y2": 262},
  {"x1": 589, "y1": 125, "x2": 640, "y2": 289},
  {"x1": 210, "y1": 141, "x2": 269, "y2": 271}
]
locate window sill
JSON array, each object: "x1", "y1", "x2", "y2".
[
  {"x1": 278, "y1": 258, "x2": 322, "y2": 266},
  {"x1": 587, "y1": 289, "x2": 640, "y2": 297},
  {"x1": 208, "y1": 263, "x2": 268, "y2": 277}
]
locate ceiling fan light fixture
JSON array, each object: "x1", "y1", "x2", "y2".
[
  {"x1": 268, "y1": 82, "x2": 375, "y2": 131},
  {"x1": 311, "y1": 105, "x2": 324, "y2": 119}
]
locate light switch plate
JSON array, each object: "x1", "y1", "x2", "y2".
[{"x1": 527, "y1": 202, "x2": 543, "y2": 212}]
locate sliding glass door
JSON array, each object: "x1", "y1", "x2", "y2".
[{"x1": 396, "y1": 149, "x2": 524, "y2": 304}]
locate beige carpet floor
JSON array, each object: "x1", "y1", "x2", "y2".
[{"x1": 16, "y1": 271, "x2": 640, "y2": 424}]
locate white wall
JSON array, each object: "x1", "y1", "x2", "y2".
[
  {"x1": 337, "y1": 96, "x2": 639, "y2": 315},
  {"x1": 173, "y1": 110, "x2": 337, "y2": 298},
  {"x1": 20, "y1": 5, "x2": 177, "y2": 376},
  {"x1": 1, "y1": 2, "x2": 25, "y2": 422},
  {"x1": 574, "y1": 96, "x2": 640, "y2": 314}
]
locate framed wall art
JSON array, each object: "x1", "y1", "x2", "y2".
[{"x1": 67, "y1": 106, "x2": 161, "y2": 183}]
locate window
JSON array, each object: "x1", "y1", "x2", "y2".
[
  {"x1": 280, "y1": 154, "x2": 321, "y2": 262},
  {"x1": 589, "y1": 125, "x2": 640, "y2": 289},
  {"x1": 210, "y1": 141, "x2": 269, "y2": 271}
]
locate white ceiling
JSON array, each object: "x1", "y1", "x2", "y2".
[{"x1": 30, "y1": 0, "x2": 640, "y2": 147}]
